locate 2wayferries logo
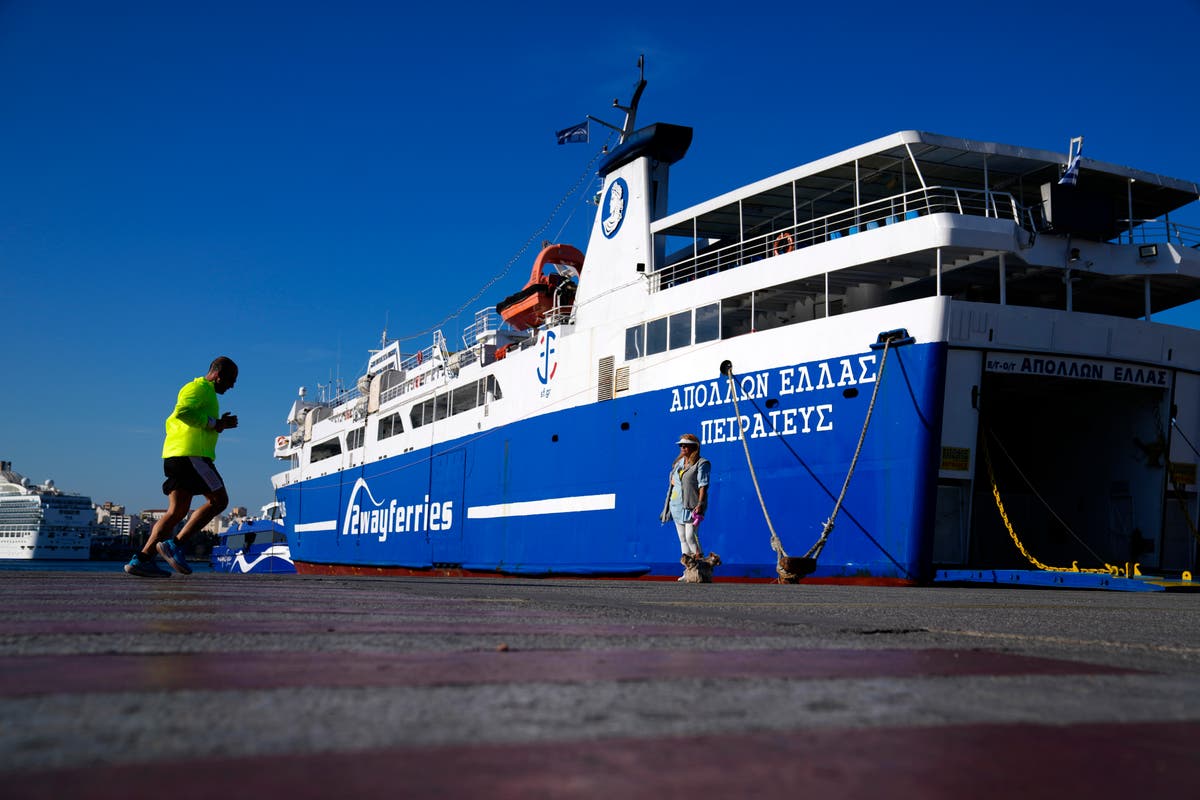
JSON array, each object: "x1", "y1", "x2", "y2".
[{"x1": 342, "y1": 477, "x2": 454, "y2": 543}]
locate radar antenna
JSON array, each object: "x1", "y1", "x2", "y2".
[{"x1": 588, "y1": 55, "x2": 646, "y2": 144}]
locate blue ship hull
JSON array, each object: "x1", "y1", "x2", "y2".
[{"x1": 279, "y1": 342, "x2": 946, "y2": 582}]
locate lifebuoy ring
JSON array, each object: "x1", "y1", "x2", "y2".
[
  {"x1": 275, "y1": 435, "x2": 288, "y2": 449},
  {"x1": 773, "y1": 232, "x2": 794, "y2": 257}
]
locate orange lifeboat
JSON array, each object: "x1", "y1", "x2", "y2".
[{"x1": 496, "y1": 244, "x2": 584, "y2": 330}]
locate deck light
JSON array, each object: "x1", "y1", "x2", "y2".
[{"x1": 1139, "y1": 244, "x2": 1158, "y2": 259}]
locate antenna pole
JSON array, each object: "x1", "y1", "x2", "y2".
[
  {"x1": 611, "y1": 54, "x2": 646, "y2": 141},
  {"x1": 589, "y1": 55, "x2": 647, "y2": 145}
]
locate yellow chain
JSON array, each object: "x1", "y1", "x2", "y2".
[{"x1": 981, "y1": 434, "x2": 1121, "y2": 576}]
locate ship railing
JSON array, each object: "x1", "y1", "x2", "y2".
[
  {"x1": 654, "y1": 185, "x2": 1021, "y2": 289},
  {"x1": 543, "y1": 304, "x2": 576, "y2": 328},
  {"x1": 464, "y1": 308, "x2": 501, "y2": 348},
  {"x1": 1115, "y1": 219, "x2": 1200, "y2": 249},
  {"x1": 379, "y1": 382, "x2": 406, "y2": 406},
  {"x1": 324, "y1": 386, "x2": 361, "y2": 409},
  {"x1": 320, "y1": 345, "x2": 445, "y2": 412},
  {"x1": 399, "y1": 341, "x2": 440, "y2": 372}
]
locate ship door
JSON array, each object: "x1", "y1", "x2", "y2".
[
  {"x1": 968, "y1": 358, "x2": 1172, "y2": 572},
  {"x1": 933, "y1": 350, "x2": 984, "y2": 567},
  {"x1": 430, "y1": 449, "x2": 465, "y2": 565}
]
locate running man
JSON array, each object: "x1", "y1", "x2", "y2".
[{"x1": 125, "y1": 356, "x2": 239, "y2": 577}]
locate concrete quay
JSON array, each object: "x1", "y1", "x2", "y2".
[{"x1": 2, "y1": 570, "x2": 1199, "y2": 798}]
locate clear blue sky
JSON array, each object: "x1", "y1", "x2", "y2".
[{"x1": 3, "y1": 0, "x2": 1199, "y2": 515}]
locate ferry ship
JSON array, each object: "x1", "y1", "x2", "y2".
[
  {"x1": 0, "y1": 461, "x2": 94, "y2": 560},
  {"x1": 210, "y1": 502, "x2": 294, "y2": 574},
  {"x1": 272, "y1": 62, "x2": 1200, "y2": 584}
]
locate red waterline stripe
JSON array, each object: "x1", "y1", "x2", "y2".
[
  {"x1": 294, "y1": 560, "x2": 919, "y2": 585},
  {"x1": 6, "y1": 720, "x2": 1197, "y2": 800},
  {"x1": 2, "y1": 647, "x2": 1135, "y2": 697},
  {"x1": 640, "y1": 575, "x2": 919, "y2": 586}
]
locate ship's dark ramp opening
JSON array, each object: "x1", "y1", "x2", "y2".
[{"x1": 967, "y1": 372, "x2": 1169, "y2": 571}]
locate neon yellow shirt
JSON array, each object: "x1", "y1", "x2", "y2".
[{"x1": 162, "y1": 377, "x2": 220, "y2": 459}]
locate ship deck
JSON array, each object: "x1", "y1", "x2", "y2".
[{"x1": 652, "y1": 131, "x2": 1200, "y2": 321}]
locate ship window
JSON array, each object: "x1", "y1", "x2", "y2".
[
  {"x1": 378, "y1": 412, "x2": 404, "y2": 440},
  {"x1": 347, "y1": 427, "x2": 365, "y2": 450},
  {"x1": 625, "y1": 325, "x2": 643, "y2": 360},
  {"x1": 753, "y1": 284, "x2": 804, "y2": 332},
  {"x1": 695, "y1": 303, "x2": 720, "y2": 343},
  {"x1": 452, "y1": 382, "x2": 479, "y2": 415},
  {"x1": 485, "y1": 374, "x2": 502, "y2": 401},
  {"x1": 408, "y1": 377, "x2": 502, "y2": 429},
  {"x1": 433, "y1": 392, "x2": 450, "y2": 421},
  {"x1": 721, "y1": 293, "x2": 753, "y2": 339},
  {"x1": 668, "y1": 310, "x2": 691, "y2": 350},
  {"x1": 410, "y1": 399, "x2": 433, "y2": 429},
  {"x1": 310, "y1": 437, "x2": 342, "y2": 463},
  {"x1": 646, "y1": 317, "x2": 668, "y2": 355}
]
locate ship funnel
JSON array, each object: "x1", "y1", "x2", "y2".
[{"x1": 573, "y1": 121, "x2": 692, "y2": 325}]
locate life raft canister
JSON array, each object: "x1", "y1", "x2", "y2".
[{"x1": 773, "y1": 231, "x2": 794, "y2": 257}]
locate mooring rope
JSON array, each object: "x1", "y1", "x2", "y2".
[
  {"x1": 722, "y1": 333, "x2": 894, "y2": 583},
  {"x1": 801, "y1": 335, "x2": 893, "y2": 563},
  {"x1": 723, "y1": 365, "x2": 793, "y2": 582},
  {"x1": 1171, "y1": 418, "x2": 1200, "y2": 460}
]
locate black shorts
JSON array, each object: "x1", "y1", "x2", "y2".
[{"x1": 162, "y1": 456, "x2": 225, "y2": 496}]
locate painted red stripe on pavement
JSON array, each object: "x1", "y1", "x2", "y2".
[
  {"x1": 1, "y1": 603, "x2": 565, "y2": 618},
  {"x1": 5, "y1": 720, "x2": 1197, "y2": 799},
  {"x1": 2, "y1": 647, "x2": 1135, "y2": 697},
  {"x1": 0, "y1": 619, "x2": 751, "y2": 636}
]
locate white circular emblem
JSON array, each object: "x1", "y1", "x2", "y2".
[{"x1": 601, "y1": 178, "x2": 628, "y2": 239}]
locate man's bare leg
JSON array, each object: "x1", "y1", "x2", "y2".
[
  {"x1": 174, "y1": 487, "x2": 229, "y2": 545},
  {"x1": 142, "y1": 489, "x2": 194, "y2": 557}
]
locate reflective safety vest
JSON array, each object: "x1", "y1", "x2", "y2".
[{"x1": 162, "y1": 377, "x2": 220, "y2": 459}]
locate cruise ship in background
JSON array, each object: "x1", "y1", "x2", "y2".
[{"x1": 0, "y1": 461, "x2": 94, "y2": 560}]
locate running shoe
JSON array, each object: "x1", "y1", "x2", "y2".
[
  {"x1": 156, "y1": 538, "x2": 192, "y2": 575},
  {"x1": 124, "y1": 554, "x2": 170, "y2": 578}
]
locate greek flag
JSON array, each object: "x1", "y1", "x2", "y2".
[
  {"x1": 1059, "y1": 136, "x2": 1083, "y2": 186},
  {"x1": 556, "y1": 120, "x2": 589, "y2": 145}
]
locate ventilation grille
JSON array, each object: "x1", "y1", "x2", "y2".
[
  {"x1": 597, "y1": 356, "x2": 615, "y2": 401},
  {"x1": 614, "y1": 366, "x2": 630, "y2": 393}
]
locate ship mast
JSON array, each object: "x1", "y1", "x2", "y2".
[{"x1": 587, "y1": 55, "x2": 646, "y2": 145}]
